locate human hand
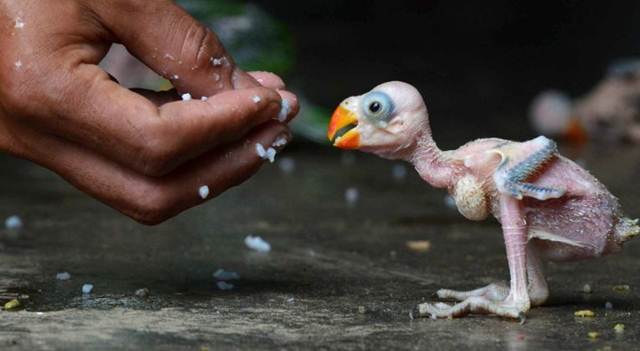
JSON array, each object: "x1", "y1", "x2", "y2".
[{"x1": 0, "y1": 0, "x2": 299, "y2": 224}]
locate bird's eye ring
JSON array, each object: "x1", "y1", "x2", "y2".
[{"x1": 361, "y1": 91, "x2": 395, "y2": 126}]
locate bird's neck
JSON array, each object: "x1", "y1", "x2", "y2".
[{"x1": 408, "y1": 130, "x2": 455, "y2": 189}]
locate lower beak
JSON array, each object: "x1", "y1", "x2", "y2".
[{"x1": 327, "y1": 106, "x2": 360, "y2": 149}]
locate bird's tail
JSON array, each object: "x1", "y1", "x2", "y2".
[{"x1": 616, "y1": 217, "x2": 640, "y2": 244}]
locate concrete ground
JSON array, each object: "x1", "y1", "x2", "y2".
[{"x1": 1, "y1": 143, "x2": 640, "y2": 350}]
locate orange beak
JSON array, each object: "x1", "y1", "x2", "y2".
[{"x1": 327, "y1": 105, "x2": 360, "y2": 149}]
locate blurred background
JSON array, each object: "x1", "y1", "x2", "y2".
[{"x1": 106, "y1": 0, "x2": 640, "y2": 147}]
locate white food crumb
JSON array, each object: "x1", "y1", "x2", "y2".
[
  {"x1": 198, "y1": 185, "x2": 209, "y2": 199},
  {"x1": 5, "y1": 215, "x2": 23, "y2": 230},
  {"x1": 14, "y1": 61, "x2": 22, "y2": 69},
  {"x1": 164, "y1": 53, "x2": 176, "y2": 61},
  {"x1": 211, "y1": 57, "x2": 226, "y2": 66},
  {"x1": 278, "y1": 99, "x2": 290, "y2": 122},
  {"x1": 201, "y1": 96, "x2": 208, "y2": 102},
  {"x1": 172, "y1": 74, "x2": 180, "y2": 80},
  {"x1": 135, "y1": 288, "x2": 149, "y2": 298},
  {"x1": 286, "y1": 297, "x2": 295, "y2": 303},
  {"x1": 278, "y1": 157, "x2": 295, "y2": 174},
  {"x1": 213, "y1": 73, "x2": 221, "y2": 82},
  {"x1": 272, "y1": 137, "x2": 288, "y2": 148},
  {"x1": 255, "y1": 143, "x2": 276, "y2": 163},
  {"x1": 213, "y1": 269, "x2": 240, "y2": 281},
  {"x1": 345, "y1": 187, "x2": 359, "y2": 206},
  {"x1": 56, "y1": 272, "x2": 71, "y2": 281},
  {"x1": 252, "y1": 95, "x2": 262, "y2": 104},
  {"x1": 217, "y1": 281, "x2": 234, "y2": 290},
  {"x1": 14, "y1": 18, "x2": 24, "y2": 29},
  {"x1": 582, "y1": 283, "x2": 592, "y2": 294},
  {"x1": 265, "y1": 147, "x2": 276, "y2": 163},
  {"x1": 256, "y1": 143, "x2": 267, "y2": 158},
  {"x1": 392, "y1": 164, "x2": 408, "y2": 181},
  {"x1": 181, "y1": 93, "x2": 192, "y2": 101},
  {"x1": 36, "y1": 312, "x2": 44, "y2": 316},
  {"x1": 82, "y1": 283, "x2": 94, "y2": 294},
  {"x1": 244, "y1": 234, "x2": 271, "y2": 253}
]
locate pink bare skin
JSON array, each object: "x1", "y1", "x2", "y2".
[
  {"x1": 328, "y1": 81, "x2": 639, "y2": 320},
  {"x1": 0, "y1": 0, "x2": 299, "y2": 224}
]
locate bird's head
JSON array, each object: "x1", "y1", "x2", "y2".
[{"x1": 327, "y1": 81, "x2": 429, "y2": 160}]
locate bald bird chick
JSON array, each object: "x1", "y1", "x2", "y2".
[{"x1": 327, "y1": 81, "x2": 639, "y2": 320}]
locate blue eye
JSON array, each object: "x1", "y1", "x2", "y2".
[{"x1": 361, "y1": 91, "x2": 395, "y2": 126}]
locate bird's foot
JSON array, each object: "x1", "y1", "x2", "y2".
[
  {"x1": 437, "y1": 282, "x2": 509, "y2": 302},
  {"x1": 413, "y1": 295, "x2": 529, "y2": 320}
]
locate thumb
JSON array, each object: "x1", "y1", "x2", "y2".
[{"x1": 93, "y1": 0, "x2": 259, "y2": 96}]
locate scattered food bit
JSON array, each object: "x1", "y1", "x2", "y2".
[
  {"x1": 5, "y1": 215, "x2": 23, "y2": 230},
  {"x1": 444, "y1": 195, "x2": 457, "y2": 209},
  {"x1": 36, "y1": 312, "x2": 44, "y2": 316},
  {"x1": 612, "y1": 284, "x2": 631, "y2": 292},
  {"x1": 181, "y1": 93, "x2": 192, "y2": 101},
  {"x1": 255, "y1": 143, "x2": 277, "y2": 163},
  {"x1": 82, "y1": 283, "x2": 94, "y2": 295},
  {"x1": 605, "y1": 301, "x2": 613, "y2": 310},
  {"x1": 587, "y1": 331, "x2": 600, "y2": 340},
  {"x1": 213, "y1": 73, "x2": 221, "y2": 82},
  {"x1": 201, "y1": 96, "x2": 208, "y2": 102},
  {"x1": 286, "y1": 297, "x2": 295, "y2": 303},
  {"x1": 278, "y1": 157, "x2": 295, "y2": 174},
  {"x1": 252, "y1": 95, "x2": 262, "y2": 104},
  {"x1": 4, "y1": 299, "x2": 20, "y2": 311},
  {"x1": 358, "y1": 306, "x2": 366, "y2": 314},
  {"x1": 406, "y1": 240, "x2": 432, "y2": 253},
  {"x1": 198, "y1": 185, "x2": 210, "y2": 200},
  {"x1": 345, "y1": 187, "x2": 359, "y2": 206},
  {"x1": 278, "y1": 99, "x2": 290, "y2": 122},
  {"x1": 213, "y1": 269, "x2": 240, "y2": 281},
  {"x1": 56, "y1": 272, "x2": 71, "y2": 281},
  {"x1": 135, "y1": 288, "x2": 150, "y2": 298},
  {"x1": 575, "y1": 310, "x2": 595, "y2": 318},
  {"x1": 244, "y1": 234, "x2": 271, "y2": 253},
  {"x1": 172, "y1": 74, "x2": 180, "y2": 80},
  {"x1": 14, "y1": 60, "x2": 22, "y2": 69},
  {"x1": 164, "y1": 53, "x2": 176, "y2": 61},
  {"x1": 392, "y1": 164, "x2": 408, "y2": 181},
  {"x1": 211, "y1": 57, "x2": 226, "y2": 66},
  {"x1": 14, "y1": 18, "x2": 24, "y2": 29},
  {"x1": 216, "y1": 281, "x2": 234, "y2": 290},
  {"x1": 614, "y1": 323, "x2": 625, "y2": 333},
  {"x1": 582, "y1": 283, "x2": 593, "y2": 294},
  {"x1": 272, "y1": 137, "x2": 288, "y2": 148}
]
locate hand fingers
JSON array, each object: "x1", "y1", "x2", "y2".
[
  {"x1": 24, "y1": 64, "x2": 295, "y2": 177},
  {"x1": 92, "y1": 0, "x2": 259, "y2": 97},
  {"x1": 248, "y1": 72, "x2": 286, "y2": 90},
  {"x1": 14, "y1": 119, "x2": 291, "y2": 225}
]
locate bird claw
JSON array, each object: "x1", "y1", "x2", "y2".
[{"x1": 413, "y1": 290, "x2": 529, "y2": 320}]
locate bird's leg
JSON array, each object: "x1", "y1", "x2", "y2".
[
  {"x1": 526, "y1": 245, "x2": 549, "y2": 306},
  {"x1": 435, "y1": 246, "x2": 548, "y2": 306},
  {"x1": 415, "y1": 195, "x2": 531, "y2": 319}
]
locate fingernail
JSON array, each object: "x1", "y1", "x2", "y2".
[{"x1": 277, "y1": 99, "x2": 291, "y2": 122}]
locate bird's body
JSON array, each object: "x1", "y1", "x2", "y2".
[
  {"x1": 439, "y1": 137, "x2": 625, "y2": 261},
  {"x1": 327, "y1": 81, "x2": 639, "y2": 320}
]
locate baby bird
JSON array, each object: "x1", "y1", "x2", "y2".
[{"x1": 328, "y1": 81, "x2": 639, "y2": 320}]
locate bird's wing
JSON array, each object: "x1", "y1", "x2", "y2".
[{"x1": 489, "y1": 136, "x2": 566, "y2": 200}]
